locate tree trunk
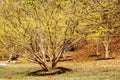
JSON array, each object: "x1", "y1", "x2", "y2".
[
  {"x1": 51, "y1": 62, "x2": 56, "y2": 70},
  {"x1": 39, "y1": 62, "x2": 50, "y2": 71},
  {"x1": 104, "y1": 42, "x2": 109, "y2": 59},
  {"x1": 8, "y1": 47, "x2": 14, "y2": 62},
  {"x1": 96, "y1": 42, "x2": 99, "y2": 56},
  {"x1": 39, "y1": 61, "x2": 57, "y2": 72}
]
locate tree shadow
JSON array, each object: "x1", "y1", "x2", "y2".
[
  {"x1": 59, "y1": 56, "x2": 72, "y2": 58},
  {"x1": 59, "y1": 58, "x2": 73, "y2": 62},
  {"x1": 88, "y1": 54, "x2": 101, "y2": 57},
  {"x1": 59, "y1": 56, "x2": 73, "y2": 62},
  {"x1": 96, "y1": 57, "x2": 115, "y2": 60},
  {"x1": 27, "y1": 67, "x2": 72, "y2": 76},
  {"x1": 65, "y1": 56, "x2": 72, "y2": 58},
  {"x1": 46, "y1": 56, "x2": 73, "y2": 62}
]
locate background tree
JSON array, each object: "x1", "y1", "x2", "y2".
[{"x1": 83, "y1": 0, "x2": 120, "y2": 59}]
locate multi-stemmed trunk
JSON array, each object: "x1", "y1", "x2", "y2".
[
  {"x1": 38, "y1": 60, "x2": 58, "y2": 72},
  {"x1": 32, "y1": 50, "x2": 63, "y2": 72}
]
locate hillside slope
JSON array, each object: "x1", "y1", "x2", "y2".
[{"x1": 66, "y1": 37, "x2": 120, "y2": 61}]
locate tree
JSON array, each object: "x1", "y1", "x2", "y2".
[
  {"x1": 0, "y1": 0, "x2": 85, "y2": 71},
  {"x1": 0, "y1": 0, "x2": 26, "y2": 61},
  {"x1": 23, "y1": 0, "x2": 86, "y2": 71},
  {"x1": 84, "y1": 0, "x2": 119, "y2": 59}
]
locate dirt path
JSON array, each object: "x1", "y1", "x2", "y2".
[{"x1": 0, "y1": 61, "x2": 7, "y2": 66}]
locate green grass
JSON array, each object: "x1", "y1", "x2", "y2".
[{"x1": 0, "y1": 60, "x2": 120, "y2": 80}]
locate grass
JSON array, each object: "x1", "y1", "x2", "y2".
[{"x1": 0, "y1": 60, "x2": 120, "y2": 80}]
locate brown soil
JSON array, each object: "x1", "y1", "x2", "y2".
[{"x1": 65, "y1": 37, "x2": 120, "y2": 61}]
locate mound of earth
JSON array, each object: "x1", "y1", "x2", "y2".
[{"x1": 65, "y1": 37, "x2": 120, "y2": 61}]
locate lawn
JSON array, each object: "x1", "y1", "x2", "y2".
[{"x1": 0, "y1": 60, "x2": 120, "y2": 80}]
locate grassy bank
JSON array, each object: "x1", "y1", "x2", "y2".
[{"x1": 0, "y1": 60, "x2": 120, "y2": 80}]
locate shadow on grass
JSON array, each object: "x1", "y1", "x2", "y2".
[
  {"x1": 88, "y1": 54, "x2": 101, "y2": 57},
  {"x1": 96, "y1": 57, "x2": 115, "y2": 60},
  {"x1": 27, "y1": 67, "x2": 72, "y2": 76},
  {"x1": 59, "y1": 56, "x2": 73, "y2": 62},
  {"x1": 60, "y1": 56, "x2": 72, "y2": 58},
  {"x1": 59, "y1": 58, "x2": 73, "y2": 62},
  {"x1": 46, "y1": 56, "x2": 73, "y2": 62}
]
